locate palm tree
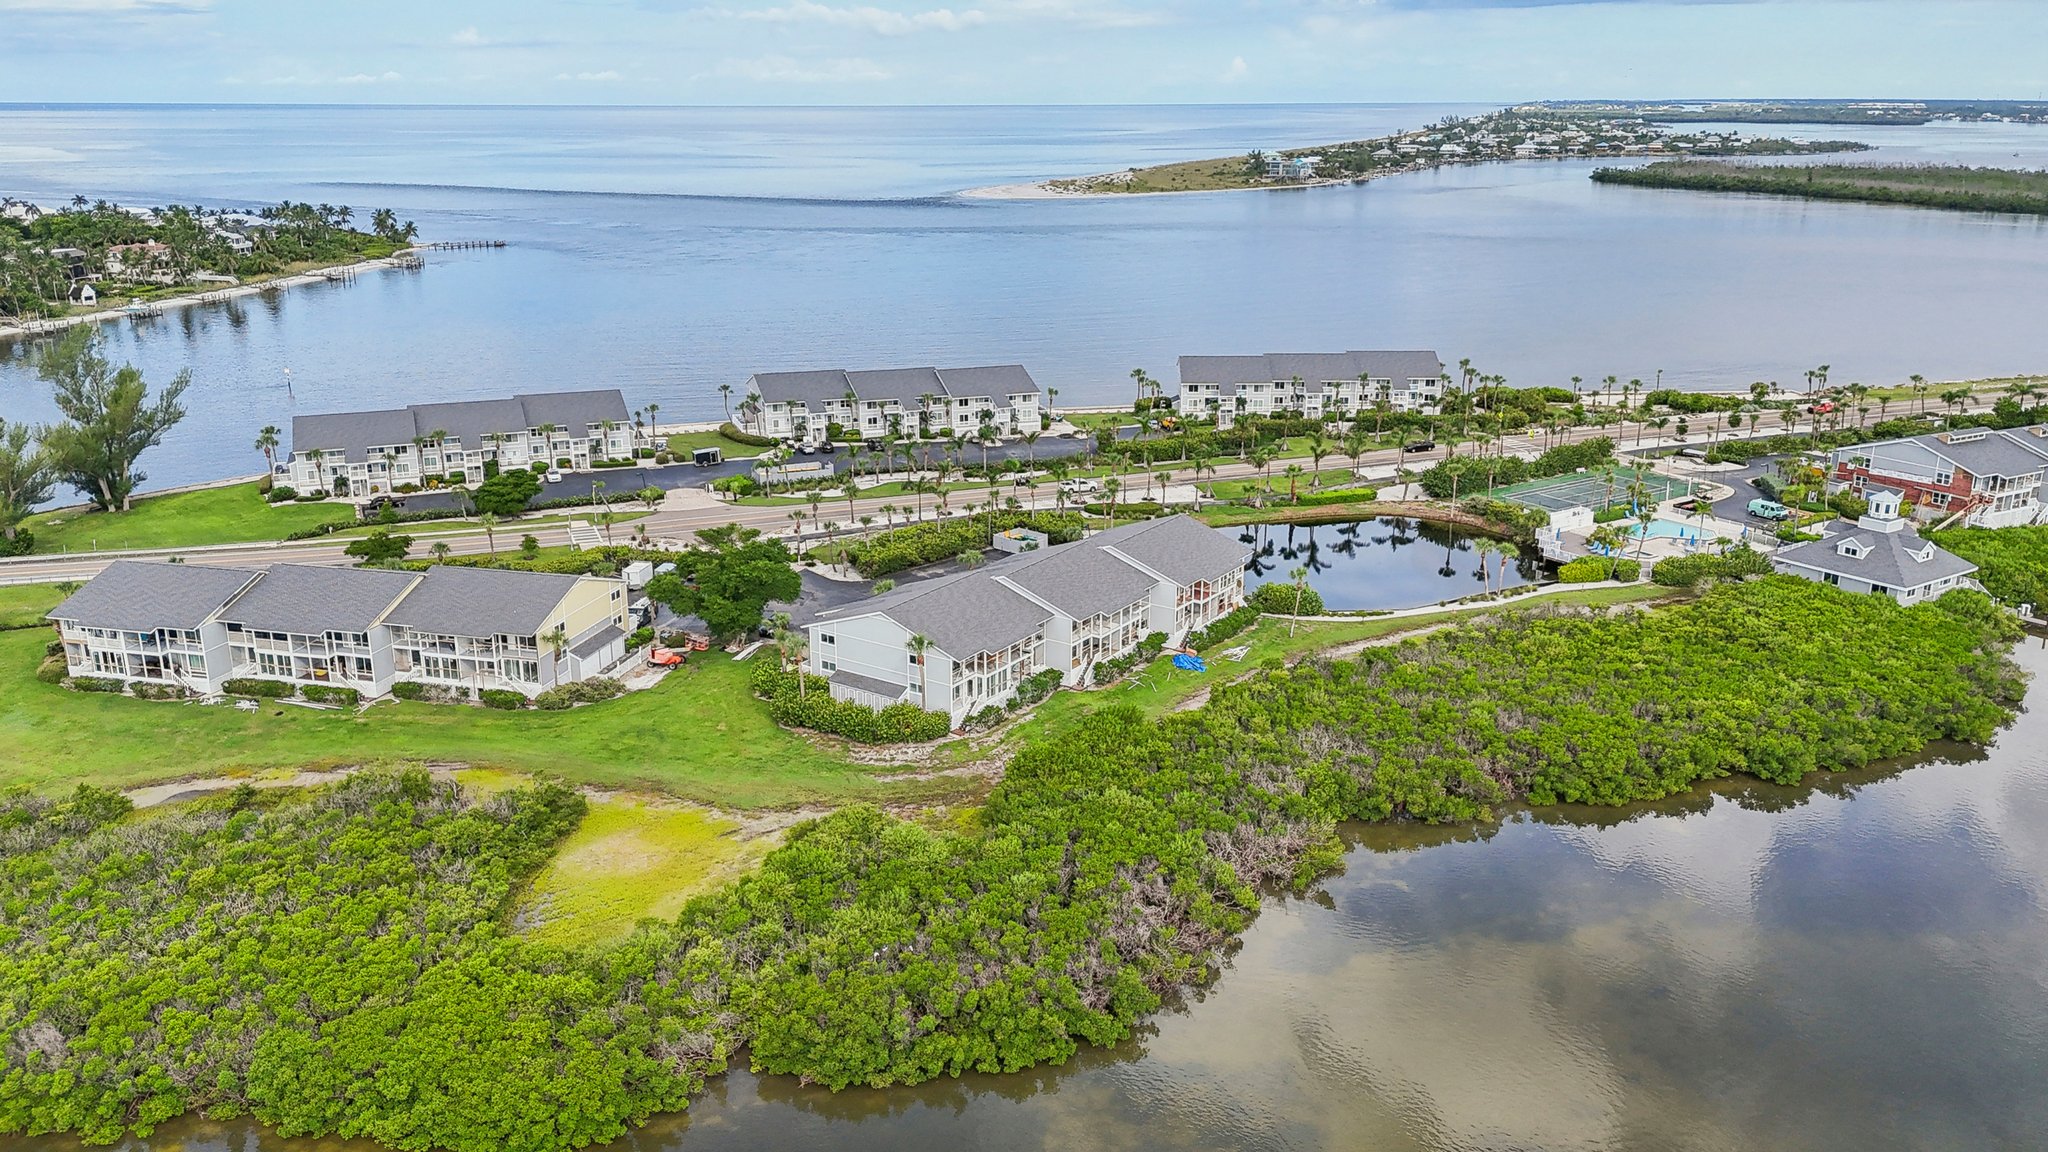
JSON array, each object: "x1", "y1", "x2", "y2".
[
  {"x1": 430, "y1": 541, "x2": 452, "y2": 564},
  {"x1": 907, "y1": 633, "x2": 933, "y2": 703},
  {"x1": 1287, "y1": 566, "x2": 1310, "y2": 635},
  {"x1": 1473, "y1": 538, "x2": 1498, "y2": 594},
  {"x1": 478, "y1": 512, "x2": 499, "y2": 558},
  {"x1": 1306, "y1": 428, "x2": 1330, "y2": 488},
  {"x1": 1102, "y1": 476, "x2": 1121, "y2": 526},
  {"x1": 1154, "y1": 469, "x2": 1173, "y2": 505},
  {"x1": 1283, "y1": 463, "x2": 1305, "y2": 504},
  {"x1": 842, "y1": 475, "x2": 861, "y2": 526},
  {"x1": 254, "y1": 425, "x2": 280, "y2": 472},
  {"x1": 1587, "y1": 524, "x2": 1630, "y2": 580},
  {"x1": 541, "y1": 625, "x2": 569, "y2": 689},
  {"x1": 1021, "y1": 430, "x2": 1039, "y2": 471},
  {"x1": 719, "y1": 382, "x2": 733, "y2": 421},
  {"x1": 1910, "y1": 374, "x2": 1930, "y2": 415}
]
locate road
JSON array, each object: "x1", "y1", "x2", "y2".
[{"x1": 0, "y1": 407, "x2": 1965, "y2": 586}]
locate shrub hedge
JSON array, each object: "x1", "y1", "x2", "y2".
[
  {"x1": 300, "y1": 684, "x2": 361, "y2": 707},
  {"x1": 130, "y1": 682, "x2": 191, "y2": 701},
  {"x1": 750, "y1": 661, "x2": 952, "y2": 742},
  {"x1": 68, "y1": 676, "x2": 127, "y2": 694},
  {"x1": 1651, "y1": 547, "x2": 1775, "y2": 588},
  {"x1": 1558, "y1": 557, "x2": 1639, "y2": 583},
  {"x1": 533, "y1": 677, "x2": 626, "y2": 711},
  {"x1": 1186, "y1": 604, "x2": 1261, "y2": 651},
  {"x1": 223, "y1": 678, "x2": 295, "y2": 699},
  {"x1": 1091, "y1": 631, "x2": 1169, "y2": 686},
  {"x1": 1251, "y1": 582, "x2": 1326, "y2": 615},
  {"x1": 479, "y1": 688, "x2": 528, "y2": 711},
  {"x1": 836, "y1": 511, "x2": 1085, "y2": 578},
  {"x1": 721, "y1": 422, "x2": 777, "y2": 447},
  {"x1": 36, "y1": 656, "x2": 68, "y2": 685}
]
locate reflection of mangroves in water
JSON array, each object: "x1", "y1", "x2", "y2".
[{"x1": 0, "y1": 581, "x2": 2027, "y2": 1151}]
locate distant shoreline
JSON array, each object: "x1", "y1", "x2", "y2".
[{"x1": 0, "y1": 251, "x2": 424, "y2": 343}]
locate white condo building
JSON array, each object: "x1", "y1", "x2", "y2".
[
  {"x1": 736, "y1": 364, "x2": 1042, "y2": 446},
  {"x1": 282, "y1": 390, "x2": 636, "y2": 499},
  {"x1": 806, "y1": 515, "x2": 1251, "y2": 727},
  {"x1": 48, "y1": 561, "x2": 631, "y2": 699},
  {"x1": 1177, "y1": 351, "x2": 1447, "y2": 428}
]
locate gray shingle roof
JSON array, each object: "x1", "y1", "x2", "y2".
[
  {"x1": 1177, "y1": 351, "x2": 1445, "y2": 395},
  {"x1": 830, "y1": 669, "x2": 910, "y2": 701},
  {"x1": 514, "y1": 390, "x2": 630, "y2": 435},
  {"x1": 747, "y1": 369, "x2": 852, "y2": 406},
  {"x1": 998, "y1": 542, "x2": 1157, "y2": 620},
  {"x1": 218, "y1": 564, "x2": 419, "y2": 635},
  {"x1": 381, "y1": 566, "x2": 590, "y2": 638},
  {"x1": 824, "y1": 567, "x2": 1051, "y2": 661},
  {"x1": 47, "y1": 561, "x2": 259, "y2": 632},
  {"x1": 936, "y1": 364, "x2": 1039, "y2": 399},
  {"x1": 1095, "y1": 515, "x2": 1255, "y2": 585},
  {"x1": 291, "y1": 409, "x2": 419, "y2": 464},
  {"x1": 409, "y1": 398, "x2": 532, "y2": 452},
  {"x1": 817, "y1": 514, "x2": 1244, "y2": 656},
  {"x1": 845, "y1": 367, "x2": 945, "y2": 405},
  {"x1": 1773, "y1": 520, "x2": 1978, "y2": 591},
  {"x1": 747, "y1": 364, "x2": 1041, "y2": 409},
  {"x1": 1911, "y1": 429, "x2": 2048, "y2": 480},
  {"x1": 289, "y1": 390, "x2": 630, "y2": 464},
  {"x1": 569, "y1": 622, "x2": 625, "y2": 661}
]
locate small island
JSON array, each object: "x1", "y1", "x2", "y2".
[
  {"x1": 1591, "y1": 161, "x2": 2048, "y2": 216},
  {"x1": 1541, "y1": 98, "x2": 2048, "y2": 126},
  {"x1": 0, "y1": 198, "x2": 423, "y2": 336},
  {"x1": 982, "y1": 107, "x2": 1867, "y2": 198}
]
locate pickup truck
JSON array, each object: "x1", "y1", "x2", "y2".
[{"x1": 1746, "y1": 498, "x2": 1791, "y2": 521}]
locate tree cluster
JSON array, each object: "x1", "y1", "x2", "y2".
[
  {"x1": 646, "y1": 524, "x2": 800, "y2": 640},
  {"x1": 1, "y1": 328, "x2": 189, "y2": 519}
]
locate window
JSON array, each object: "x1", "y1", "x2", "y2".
[
  {"x1": 258, "y1": 651, "x2": 291, "y2": 677},
  {"x1": 507, "y1": 659, "x2": 540, "y2": 682},
  {"x1": 819, "y1": 633, "x2": 836, "y2": 645},
  {"x1": 611, "y1": 589, "x2": 622, "y2": 601},
  {"x1": 1823, "y1": 573, "x2": 1841, "y2": 586},
  {"x1": 422, "y1": 655, "x2": 460, "y2": 679},
  {"x1": 821, "y1": 659, "x2": 837, "y2": 672}
]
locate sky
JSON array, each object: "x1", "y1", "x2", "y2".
[{"x1": 2, "y1": 0, "x2": 2044, "y2": 105}]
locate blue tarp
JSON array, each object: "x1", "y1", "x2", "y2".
[{"x1": 1172, "y1": 653, "x2": 1207, "y2": 672}]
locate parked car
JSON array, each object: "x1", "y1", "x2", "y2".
[
  {"x1": 1807, "y1": 401, "x2": 1836, "y2": 414},
  {"x1": 797, "y1": 442, "x2": 816, "y2": 455},
  {"x1": 1746, "y1": 498, "x2": 1791, "y2": 521},
  {"x1": 1678, "y1": 447, "x2": 1708, "y2": 460},
  {"x1": 1404, "y1": 440, "x2": 1437, "y2": 454},
  {"x1": 1058, "y1": 478, "x2": 1099, "y2": 494},
  {"x1": 544, "y1": 469, "x2": 564, "y2": 484}
]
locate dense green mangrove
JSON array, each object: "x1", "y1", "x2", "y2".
[{"x1": 0, "y1": 579, "x2": 2026, "y2": 1150}]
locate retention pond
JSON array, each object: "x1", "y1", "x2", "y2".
[{"x1": 1240, "y1": 517, "x2": 1541, "y2": 611}]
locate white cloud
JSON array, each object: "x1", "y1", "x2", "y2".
[
  {"x1": 555, "y1": 69, "x2": 625, "y2": 81},
  {"x1": 450, "y1": 25, "x2": 486, "y2": 46},
  {"x1": 336, "y1": 71, "x2": 404, "y2": 85},
  {"x1": 704, "y1": 54, "x2": 893, "y2": 82},
  {"x1": 1222, "y1": 54, "x2": 1249, "y2": 81},
  {"x1": 732, "y1": 1, "x2": 989, "y2": 34}
]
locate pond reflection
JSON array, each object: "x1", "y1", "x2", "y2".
[{"x1": 1241, "y1": 517, "x2": 1543, "y2": 610}]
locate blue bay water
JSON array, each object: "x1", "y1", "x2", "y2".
[{"x1": 1, "y1": 104, "x2": 2046, "y2": 490}]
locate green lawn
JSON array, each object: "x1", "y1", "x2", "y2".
[
  {"x1": 0, "y1": 582, "x2": 69, "y2": 630},
  {"x1": 0, "y1": 626, "x2": 954, "y2": 809},
  {"x1": 24, "y1": 483, "x2": 351, "y2": 554}
]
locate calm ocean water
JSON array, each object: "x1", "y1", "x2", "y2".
[{"x1": 1, "y1": 103, "x2": 2046, "y2": 489}]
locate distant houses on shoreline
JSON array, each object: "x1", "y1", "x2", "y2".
[{"x1": 283, "y1": 390, "x2": 636, "y2": 497}]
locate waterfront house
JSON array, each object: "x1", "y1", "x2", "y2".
[
  {"x1": 104, "y1": 242, "x2": 177, "y2": 285},
  {"x1": 806, "y1": 515, "x2": 1249, "y2": 727},
  {"x1": 49, "y1": 561, "x2": 630, "y2": 699},
  {"x1": 1827, "y1": 425, "x2": 2048, "y2": 528},
  {"x1": 1769, "y1": 488, "x2": 1979, "y2": 604},
  {"x1": 380, "y1": 566, "x2": 630, "y2": 695},
  {"x1": 1177, "y1": 351, "x2": 1446, "y2": 427},
  {"x1": 216, "y1": 564, "x2": 420, "y2": 696},
  {"x1": 736, "y1": 364, "x2": 1041, "y2": 446},
  {"x1": 48, "y1": 561, "x2": 261, "y2": 694},
  {"x1": 283, "y1": 389, "x2": 634, "y2": 498}
]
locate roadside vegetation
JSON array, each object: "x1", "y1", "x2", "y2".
[
  {"x1": 1923, "y1": 525, "x2": 2048, "y2": 608},
  {"x1": 1592, "y1": 161, "x2": 2048, "y2": 216}
]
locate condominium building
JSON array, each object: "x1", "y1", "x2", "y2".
[
  {"x1": 1827, "y1": 425, "x2": 2048, "y2": 528},
  {"x1": 736, "y1": 364, "x2": 1042, "y2": 446},
  {"x1": 283, "y1": 390, "x2": 636, "y2": 499},
  {"x1": 1177, "y1": 351, "x2": 1447, "y2": 427},
  {"x1": 48, "y1": 561, "x2": 630, "y2": 699},
  {"x1": 807, "y1": 515, "x2": 1250, "y2": 727}
]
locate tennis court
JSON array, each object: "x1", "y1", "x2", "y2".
[{"x1": 1492, "y1": 466, "x2": 1693, "y2": 513}]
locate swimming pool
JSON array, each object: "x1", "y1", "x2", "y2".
[{"x1": 1635, "y1": 518, "x2": 1710, "y2": 540}]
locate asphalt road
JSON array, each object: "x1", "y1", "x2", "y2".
[{"x1": 5, "y1": 407, "x2": 1981, "y2": 586}]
